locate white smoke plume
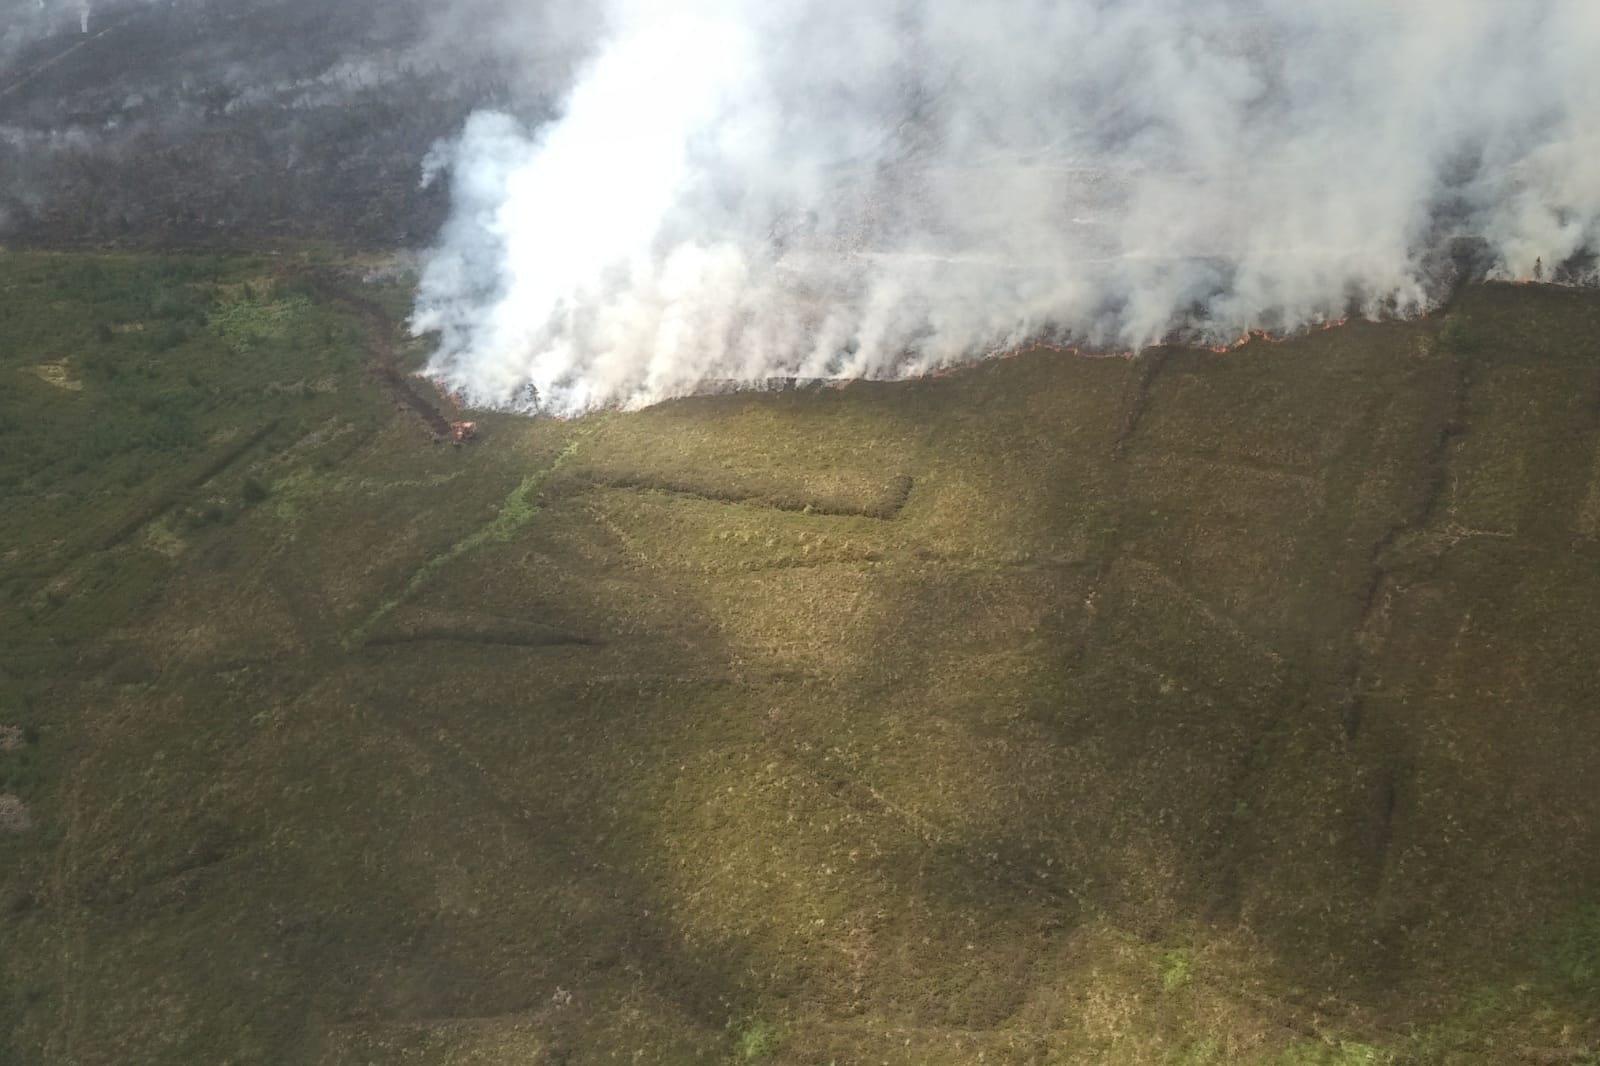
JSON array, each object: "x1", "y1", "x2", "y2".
[{"x1": 414, "y1": 0, "x2": 1600, "y2": 414}]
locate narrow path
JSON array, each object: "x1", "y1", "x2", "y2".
[
  {"x1": 94, "y1": 419, "x2": 281, "y2": 553},
  {"x1": 307, "y1": 274, "x2": 456, "y2": 439},
  {"x1": 347, "y1": 437, "x2": 584, "y2": 646}
]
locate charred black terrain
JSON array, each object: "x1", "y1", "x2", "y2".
[{"x1": 0, "y1": 0, "x2": 554, "y2": 248}]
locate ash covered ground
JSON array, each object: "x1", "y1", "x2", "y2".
[{"x1": 0, "y1": 0, "x2": 576, "y2": 247}]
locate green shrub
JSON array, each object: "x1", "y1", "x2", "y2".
[
  {"x1": 1439, "y1": 315, "x2": 1484, "y2": 355},
  {"x1": 240, "y1": 477, "x2": 270, "y2": 504},
  {"x1": 146, "y1": 325, "x2": 190, "y2": 352},
  {"x1": 186, "y1": 503, "x2": 226, "y2": 530},
  {"x1": 207, "y1": 293, "x2": 311, "y2": 353},
  {"x1": 1546, "y1": 903, "x2": 1600, "y2": 993},
  {"x1": 1160, "y1": 948, "x2": 1194, "y2": 992},
  {"x1": 730, "y1": 1019, "x2": 778, "y2": 1061}
]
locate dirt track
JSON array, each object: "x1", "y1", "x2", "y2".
[{"x1": 308, "y1": 274, "x2": 456, "y2": 439}]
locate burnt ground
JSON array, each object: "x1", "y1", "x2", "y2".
[{"x1": 0, "y1": 0, "x2": 563, "y2": 249}]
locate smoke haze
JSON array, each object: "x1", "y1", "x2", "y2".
[
  {"x1": 413, "y1": 0, "x2": 1600, "y2": 414},
  {"x1": 0, "y1": 0, "x2": 601, "y2": 246}
]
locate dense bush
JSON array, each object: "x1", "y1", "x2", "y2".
[{"x1": 240, "y1": 476, "x2": 270, "y2": 504}]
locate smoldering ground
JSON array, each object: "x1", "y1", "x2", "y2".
[{"x1": 411, "y1": 0, "x2": 1600, "y2": 413}]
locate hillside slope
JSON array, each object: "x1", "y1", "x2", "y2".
[{"x1": 1, "y1": 252, "x2": 1598, "y2": 1064}]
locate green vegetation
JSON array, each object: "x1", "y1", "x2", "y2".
[
  {"x1": 0, "y1": 250, "x2": 377, "y2": 585},
  {"x1": 731, "y1": 1017, "x2": 780, "y2": 1061},
  {"x1": 1438, "y1": 312, "x2": 1485, "y2": 355},
  {"x1": 0, "y1": 723, "x2": 44, "y2": 799},
  {"x1": 1, "y1": 253, "x2": 1599, "y2": 1064},
  {"x1": 1274, "y1": 1042, "x2": 1390, "y2": 1066},
  {"x1": 206, "y1": 289, "x2": 314, "y2": 353},
  {"x1": 1545, "y1": 902, "x2": 1600, "y2": 994},
  {"x1": 1160, "y1": 948, "x2": 1195, "y2": 993},
  {"x1": 239, "y1": 476, "x2": 270, "y2": 504},
  {"x1": 349, "y1": 439, "x2": 584, "y2": 643}
]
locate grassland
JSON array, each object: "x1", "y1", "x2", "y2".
[{"x1": 1, "y1": 250, "x2": 1597, "y2": 1064}]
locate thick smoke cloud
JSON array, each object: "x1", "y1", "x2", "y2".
[{"x1": 412, "y1": 0, "x2": 1600, "y2": 414}]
